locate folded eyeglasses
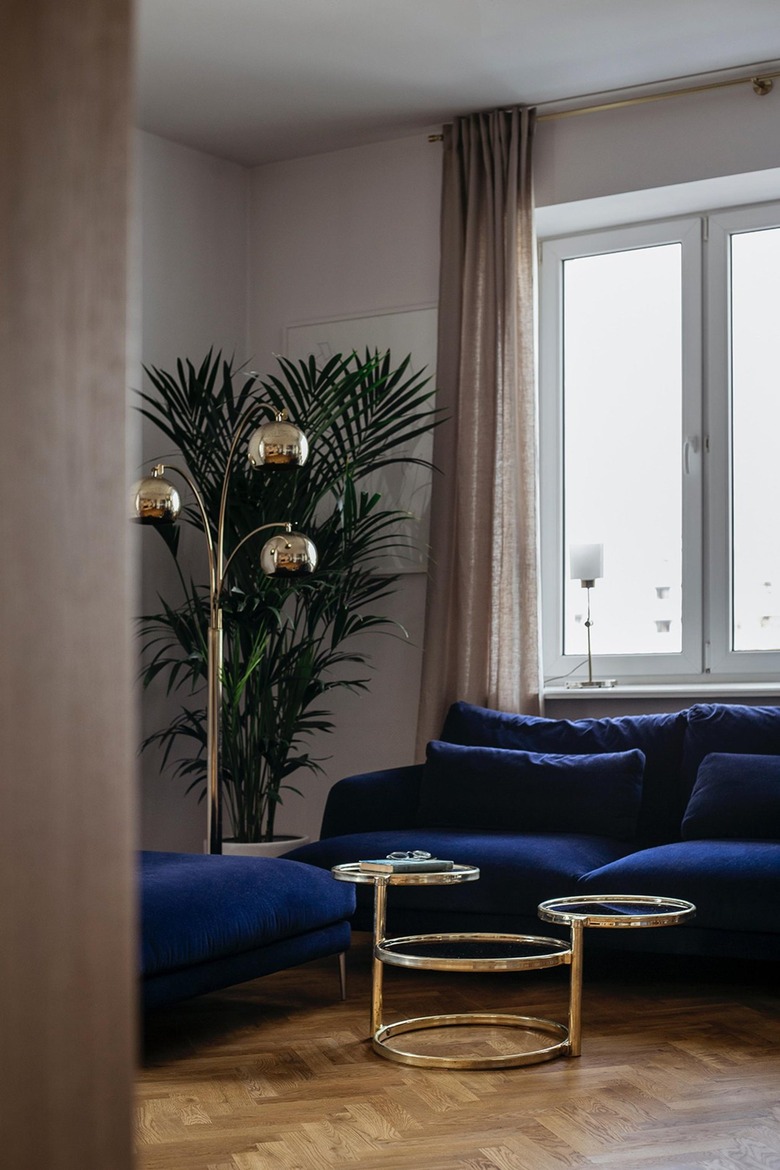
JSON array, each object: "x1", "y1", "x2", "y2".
[{"x1": 386, "y1": 850, "x2": 433, "y2": 860}]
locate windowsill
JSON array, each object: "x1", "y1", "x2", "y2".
[{"x1": 544, "y1": 680, "x2": 780, "y2": 700}]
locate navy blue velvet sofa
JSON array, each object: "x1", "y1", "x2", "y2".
[
  {"x1": 140, "y1": 850, "x2": 356, "y2": 1009},
  {"x1": 285, "y1": 702, "x2": 780, "y2": 962}
]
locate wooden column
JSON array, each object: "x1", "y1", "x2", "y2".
[{"x1": 0, "y1": 2, "x2": 136, "y2": 1167}]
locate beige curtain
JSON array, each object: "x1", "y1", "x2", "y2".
[{"x1": 416, "y1": 107, "x2": 541, "y2": 753}]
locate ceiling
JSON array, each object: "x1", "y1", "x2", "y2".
[{"x1": 136, "y1": 0, "x2": 780, "y2": 167}]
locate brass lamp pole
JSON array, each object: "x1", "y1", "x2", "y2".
[{"x1": 133, "y1": 405, "x2": 317, "y2": 854}]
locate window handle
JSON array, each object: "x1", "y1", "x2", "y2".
[{"x1": 683, "y1": 435, "x2": 700, "y2": 475}]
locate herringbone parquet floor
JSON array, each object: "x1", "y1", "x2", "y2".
[{"x1": 136, "y1": 934, "x2": 780, "y2": 1170}]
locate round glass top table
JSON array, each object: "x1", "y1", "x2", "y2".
[
  {"x1": 538, "y1": 894, "x2": 697, "y2": 1056},
  {"x1": 332, "y1": 863, "x2": 572, "y2": 1069}
]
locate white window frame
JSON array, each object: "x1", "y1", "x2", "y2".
[
  {"x1": 706, "y1": 203, "x2": 780, "y2": 679},
  {"x1": 539, "y1": 201, "x2": 780, "y2": 686}
]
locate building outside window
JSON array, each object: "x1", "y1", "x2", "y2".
[{"x1": 538, "y1": 201, "x2": 780, "y2": 685}]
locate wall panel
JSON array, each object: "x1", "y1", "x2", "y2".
[{"x1": 0, "y1": 2, "x2": 136, "y2": 1166}]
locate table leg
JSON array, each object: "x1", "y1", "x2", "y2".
[
  {"x1": 370, "y1": 876, "x2": 389, "y2": 1036},
  {"x1": 568, "y1": 917, "x2": 584, "y2": 1057}
]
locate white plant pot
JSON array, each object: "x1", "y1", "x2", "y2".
[{"x1": 219, "y1": 835, "x2": 310, "y2": 859}]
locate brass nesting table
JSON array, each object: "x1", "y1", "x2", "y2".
[
  {"x1": 333, "y1": 864, "x2": 696, "y2": 1070},
  {"x1": 333, "y1": 863, "x2": 571, "y2": 1069},
  {"x1": 538, "y1": 894, "x2": 697, "y2": 1056}
]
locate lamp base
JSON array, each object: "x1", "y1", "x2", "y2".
[{"x1": 565, "y1": 679, "x2": 618, "y2": 689}]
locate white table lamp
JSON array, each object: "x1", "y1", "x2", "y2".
[{"x1": 569, "y1": 543, "x2": 615, "y2": 688}]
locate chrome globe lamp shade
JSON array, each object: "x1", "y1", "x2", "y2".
[
  {"x1": 247, "y1": 410, "x2": 309, "y2": 468},
  {"x1": 133, "y1": 468, "x2": 181, "y2": 523},
  {"x1": 134, "y1": 403, "x2": 315, "y2": 854},
  {"x1": 260, "y1": 530, "x2": 318, "y2": 577}
]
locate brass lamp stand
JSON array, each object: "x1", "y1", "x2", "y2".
[{"x1": 134, "y1": 405, "x2": 317, "y2": 854}]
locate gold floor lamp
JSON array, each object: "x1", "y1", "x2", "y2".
[{"x1": 133, "y1": 405, "x2": 317, "y2": 854}]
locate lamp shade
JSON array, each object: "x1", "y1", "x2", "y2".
[
  {"x1": 247, "y1": 417, "x2": 309, "y2": 468},
  {"x1": 260, "y1": 532, "x2": 317, "y2": 577},
  {"x1": 570, "y1": 543, "x2": 604, "y2": 582},
  {"x1": 133, "y1": 471, "x2": 181, "y2": 523}
]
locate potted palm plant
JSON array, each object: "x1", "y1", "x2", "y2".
[{"x1": 137, "y1": 348, "x2": 439, "y2": 852}]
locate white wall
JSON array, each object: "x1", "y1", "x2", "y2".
[
  {"x1": 534, "y1": 82, "x2": 780, "y2": 209},
  {"x1": 137, "y1": 130, "x2": 249, "y2": 851},
  {"x1": 246, "y1": 132, "x2": 442, "y2": 840},
  {"x1": 138, "y1": 83, "x2": 780, "y2": 847}
]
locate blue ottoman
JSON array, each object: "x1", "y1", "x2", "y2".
[{"x1": 140, "y1": 851, "x2": 356, "y2": 1009}]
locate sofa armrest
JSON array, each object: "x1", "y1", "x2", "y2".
[{"x1": 320, "y1": 764, "x2": 424, "y2": 838}]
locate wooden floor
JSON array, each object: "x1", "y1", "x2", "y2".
[{"x1": 136, "y1": 934, "x2": 780, "y2": 1170}]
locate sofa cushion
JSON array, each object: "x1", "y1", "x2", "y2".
[
  {"x1": 286, "y1": 828, "x2": 633, "y2": 922},
  {"x1": 415, "y1": 740, "x2": 645, "y2": 839},
  {"x1": 682, "y1": 752, "x2": 780, "y2": 841},
  {"x1": 140, "y1": 851, "x2": 356, "y2": 978},
  {"x1": 680, "y1": 703, "x2": 780, "y2": 797},
  {"x1": 441, "y1": 701, "x2": 687, "y2": 842},
  {"x1": 577, "y1": 840, "x2": 780, "y2": 933}
]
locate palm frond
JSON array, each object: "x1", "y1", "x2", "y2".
[{"x1": 136, "y1": 347, "x2": 441, "y2": 841}]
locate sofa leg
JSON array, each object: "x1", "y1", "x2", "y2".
[{"x1": 337, "y1": 951, "x2": 347, "y2": 1001}]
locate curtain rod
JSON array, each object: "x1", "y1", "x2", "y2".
[
  {"x1": 538, "y1": 69, "x2": 776, "y2": 122},
  {"x1": 428, "y1": 65, "x2": 778, "y2": 141}
]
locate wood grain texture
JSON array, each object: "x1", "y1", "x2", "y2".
[
  {"x1": 137, "y1": 934, "x2": 780, "y2": 1170},
  {"x1": 0, "y1": 1, "x2": 136, "y2": 1167}
]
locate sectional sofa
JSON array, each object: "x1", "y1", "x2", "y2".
[
  {"x1": 140, "y1": 850, "x2": 356, "y2": 1009},
  {"x1": 285, "y1": 702, "x2": 780, "y2": 961}
]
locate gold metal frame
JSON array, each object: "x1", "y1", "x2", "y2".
[
  {"x1": 538, "y1": 894, "x2": 697, "y2": 1055},
  {"x1": 377, "y1": 931, "x2": 571, "y2": 972},
  {"x1": 374, "y1": 1013, "x2": 569, "y2": 1071},
  {"x1": 333, "y1": 864, "x2": 574, "y2": 1069},
  {"x1": 538, "y1": 893, "x2": 697, "y2": 930},
  {"x1": 333, "y1": 868, "x2": 697, "y2": 1067}
]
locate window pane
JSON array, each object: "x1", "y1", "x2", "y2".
[
  {"x1": 562, "y1": 244, "x2": 682, "y2": 656},
  {"x1": 731, "y1": 226, "x2": 780, "y2": 651}
]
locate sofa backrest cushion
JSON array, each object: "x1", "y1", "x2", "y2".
[
  {"x1": 681, "y1": 752, "x2": 780, "y2": 841},
  {"x1": 440, "y1": 701, "x2": 687, "y2": 842},
  {"x1": 415, "y1": 740, "x2": 646, "y2": 839},
  {"x1": 681, "y1": 704, "x2": 780, "y2": 801}
]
